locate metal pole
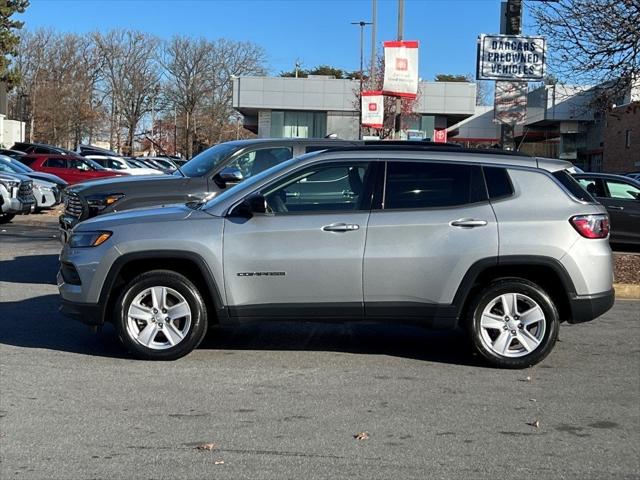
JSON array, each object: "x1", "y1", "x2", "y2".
[
  {"x1": 371, "y1": 0, "x2": 377, "y2": 85},
  {"x1": 500, "y1": 0, "x2": 522, "y2": 150},
  {"x1": 352, "y1": 21, "x2": 372, "y2": 140},
  {"x1": 394, "y1": 0, "x2": 404, "y2": 139},
  {"x1": 174, "y1": 107, "x2": 177, "y2": 156}
]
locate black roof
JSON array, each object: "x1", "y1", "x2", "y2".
[{"x1": 326, "y1": 143, "x2": 532, "y2": 157}]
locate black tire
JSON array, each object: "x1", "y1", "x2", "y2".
[
  {"x1": 466, "y1": 278, "x2": 559, "y2": 369},
  {"x1": 0, "y1": 213, "x2": 15, "y2": 224},
  {"x1": 115, "y1": 270, "x2": 208, "y2": 360}
]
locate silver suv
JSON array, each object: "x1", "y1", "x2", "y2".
[{"x1": 58, "y1": 145, "x2": 614, "y2": 368}]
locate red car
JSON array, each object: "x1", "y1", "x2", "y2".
[{"x1": 20, "y1": 154, "x2": 128, "y2": 185}]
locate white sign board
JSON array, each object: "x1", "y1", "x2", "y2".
[
  {"x1": 361, "y1": 91, "x2": 384, "y2": 128},
  {"x1": 494, "y1": 81, "x2": 527, "y2": 125},
  {"x1": 477, "y1": 34, "x2": 545, "y2": 81},
  {"x1": 382, "y1": 40, "x2": 419, "y2": 98}
]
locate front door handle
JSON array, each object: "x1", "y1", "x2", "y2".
[
  {"x1": 322, "y1": 223, "x2": 360, "y2": 232},
  {"x1": 608, "y1": 206, "x2": 624, "y2": 211},
  {"x1": 450, "y1": 218, "x2": 488, "y2": 228}
]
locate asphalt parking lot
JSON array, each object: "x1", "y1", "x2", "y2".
[{"x1": 1, "y1": 216, "x2": 639, "y2": 480}]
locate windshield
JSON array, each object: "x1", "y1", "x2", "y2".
[{"x1": 177, "y1": 143, "x2": 240, "y2": 177}]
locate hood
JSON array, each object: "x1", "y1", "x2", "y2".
[
  {"x1": 24, "y1": 171, "x2": 67, "y2": 187},
  {"x1": 71, "y1": 173, "x2": 184, "y2": 193},
  {"x1": 0, "y1": 172, "x2": 31, "y2": 183},
  {"x1": 76, "y1": 204, "x2": 209, "y2": 230},
  {"x1": 31, "y1": 178, "x2": 56, "y2": 188}
]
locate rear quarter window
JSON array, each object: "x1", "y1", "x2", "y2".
[
  {"x1": 554, "y1": 171, "x2": 595, "y2": 202},
  {"x1": 483, "y1": 166, "x2": 514, "y2": 199}
]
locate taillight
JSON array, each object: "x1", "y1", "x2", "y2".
[{"x1": 570, "y1": 214, "x2": 610, "y2": 239}]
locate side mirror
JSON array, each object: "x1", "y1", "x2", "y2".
[
  {"x1": 214, "y1": 167, "x2": 243, "y2": 188},
  {"x1": 231, "y1": 192, "x2": 267, "y2": 217}
]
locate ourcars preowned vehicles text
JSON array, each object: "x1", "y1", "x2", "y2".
[{"x1": 57, "y1": 145, "x2": 614, "y2": 368}]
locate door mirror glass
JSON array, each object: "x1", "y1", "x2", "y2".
[{"x1": 214, "y1": 166, "x2": 244, "y2": 189}]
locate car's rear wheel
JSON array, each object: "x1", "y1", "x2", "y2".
[
  {"x1": 115, "y1": 270, "x2": 207, "y2": 360},
  {"x1": 0, "y1": 213, "x2": 16, "y2": 224},
  {"x1": 467, "y1": 279, "x2": 559, "y2": 369}
]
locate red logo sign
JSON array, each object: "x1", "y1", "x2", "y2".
[
  {"x1": 368, "y1": 103, "x2": 377, "y2": 112},
  {"x1": 395, "y1": 58, "x2": 408, "y2": 71},
  {"x1": 434, "y1": 129, "x2": 447, "y2": 143}
]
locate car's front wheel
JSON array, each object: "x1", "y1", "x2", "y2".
[
  {"x1": 115, "y1": 270, "x2": 208, "y2": 360},
  {"x1": 467, "y1": 279, "x2": 559, "y2": 369}
]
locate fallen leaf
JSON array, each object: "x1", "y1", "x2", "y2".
[
  {"x1": 214, "y1": 460, "x2": 225, "y2": 465},
  {"x1": 527, "y1": 420, "x2": 540, "y2": 428},
  {"x1": 354, "y1": 431, "x2": 370, "y2": 440},
  {"x1": 529, "y1": 398, "x2": 537, "y2": 402},
  {"x1": 196, "y1": 443, "x2": 216, "y2": 451}
]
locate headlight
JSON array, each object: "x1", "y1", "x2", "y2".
[
  {"x1": 68, "y1": 231, "x2": 112, "y2": 248},
  {"x1": 39, "y1": 185, "x2": 54, "y2": 192},
  {"x1": 86, "y1": 193, "x2": 125, "y2": 214}
]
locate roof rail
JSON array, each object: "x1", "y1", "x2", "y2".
[{"x1": 326, "y1": 143, "x2": 532, "y2": 157}]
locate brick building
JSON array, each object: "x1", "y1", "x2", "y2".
[{"x1": 603, "y1": 102, "x2": 639, "y2": 173}]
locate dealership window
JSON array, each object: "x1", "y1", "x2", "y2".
[{"x1": 270, "y1": 111, "x2": 326, "y2": 138}]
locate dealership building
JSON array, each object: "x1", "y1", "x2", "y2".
[{"x1": 232, "y1": 75, "x2": 476, "y2": 140}]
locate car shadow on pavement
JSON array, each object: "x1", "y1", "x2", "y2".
[
  {"x1": 0, "y1": 254, "x2": 59, "y2": 285},
  {"x1": 0, "y1": 293, "x2": 481, "y2": 366},
  {"x1": 201, "y1": 322, "x2": 481, "y2": 367},
  {"x1": 0, "y1": 294, "x2": 126, "y2": 358}
]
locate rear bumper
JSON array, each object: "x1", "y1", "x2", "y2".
[
  {"x1": 59, "y1": 298, "x2": 104, "y2": 326},
  {"x1": 568, "y1": 289, "x2": 615, "y2": 324}
]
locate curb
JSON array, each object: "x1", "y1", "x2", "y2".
[{"x1": 614, "y1": 283, "x2": 640, "y2": 300}]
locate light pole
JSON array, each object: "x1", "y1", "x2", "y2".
[{"x1": 351, "y1": 20, "x2": 372, "y2": 139}]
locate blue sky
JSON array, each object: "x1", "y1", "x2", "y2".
[{"x1": 19, "y1": 0, "x2": 537, "y2": 81}]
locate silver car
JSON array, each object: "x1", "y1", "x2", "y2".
[{"x1": 58, "y1": 145, "x2": 614, "y2": 367}]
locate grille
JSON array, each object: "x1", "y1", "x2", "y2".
[
  {"x1": 65, "y1": 191, "x2": 84, "y2": 218},
  {"x1": 18, "y1": 181, "x2": 33, "y2": 200}
]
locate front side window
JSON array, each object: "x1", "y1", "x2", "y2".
[
  {"x1": 227, "y1": 147, "x2": 293, "y2": 179},
  {"x1": 606, "y1": 179, "x2": 640, "y2": 200},
  {"x1": 67, "y1": 158, "x2": 92, "y2": 171},
  {"x1": 262, "y1": 162, "x2": 371, "y2": 214},
  {"x1": 384, "y1": 161, "x2": 485, "y2": 209},
  {"x1": 108, "y1": 159, "x2": 125, "y2": 170},
  {"x1": 45, "y1": 158, "x2": 66, "y2": 168}
]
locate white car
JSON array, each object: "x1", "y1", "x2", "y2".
[
  {"x1": 32, "y1": 178, "x2": 61, "y2": 210},
  {"x1": 85, "y1": 155, "x2": 162, "y2": 176}
]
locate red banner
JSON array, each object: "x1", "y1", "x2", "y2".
[
  {"x1": 361, "y1": 91, "x2": 384, "y2": 128},
  {"x1": 382, "y1": 40, "x2": 419, "y2": 99}
]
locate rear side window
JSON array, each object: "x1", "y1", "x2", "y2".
[
  {"x1": 20, "y1": 157, "x2": 35, "y2": 166},
  {"x1": 483, "y1": 166, "x2": 514, "y2": 199},
  {"x1": 384, "y1": 162, "x2": 486, "y2": 209},
  {"x1": 554, "y1": 171, "x2": 594, "y2": 202},
  {"x1": 45, "y1": 158, "x2": 66, "y2": 168}
]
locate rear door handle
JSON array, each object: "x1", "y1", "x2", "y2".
[
  {"x1": 322, "y1": 223, "x2": 360, "y2": 232},
  {"x1": 608, "y1": 206, "x2": 624, "y2": 211},
  {"x1": 450, "y1": 219, "x2": 488, "y2": 228}
]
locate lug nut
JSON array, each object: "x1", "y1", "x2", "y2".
[
  {"x1": 511, "y1": 330, "x2": 516, "y2": 335},
  {"x1": 153, "y1": 308, "x2": 158, "y2": 314},
  {"x1": 165, "y1": 317, "x2": 170, "y2": 322},
  {"x1": 162, "y1": 308, "x2": 167, "y2": 314},
  {"x1": 503, "y1": 325, "x2": 508, "y2": 330},
  {"x1": 518, "y1": 324, "x2": 524, "y2": 329}
]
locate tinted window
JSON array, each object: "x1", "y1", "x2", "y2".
[
  {"x1": 67, "y1": 158, "x2": 92, "y2": 171},
  {"x1": 262, "y1": 163, "x2": 370, "y2": 213},
  {"x1": 179, "y1": 143, "x2": 240, "y2": 177},
  {"x1": 483, "y1": 166, "x2": 514, "y2": 199},
  {"x1": 45, "y1": 158, "x2": 66, "y2": 168},
  {"x1": 555, "y1": 171, "x2": 595, "y2": 202},
  {"x1": 606, "y1": 179, "x2": 640, "y2": 200},
  {"x1": 227, "y1": 147, "x2": 293, "y2": 179},
  {"x1": 19, "y1": 157, "x2": 35, "y2": 167},
  {"x1": 384, "y1": 162, "x2": 485, "y2": 209},
  {"x1": 577, "y1": 177, "x2": 605, "y2": 197}
]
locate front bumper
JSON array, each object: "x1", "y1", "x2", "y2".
[
  {"x1": 1, "y1": 197, "x2": 33, "y2": 215},
  {"x1": 59, "y1": 298, "x2": 104, "y2": 326},
  {"x1": 568, "y1": 289, "x2": 615, "y2": 324}
]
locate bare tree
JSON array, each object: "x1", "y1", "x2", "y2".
[
  {"x1": 161, "y1": 36, "x2": 213, "y2": 159},
  {"x1": 93, "y1": 30, "x2": 160, "y2": 154},
  {"x1": 531, "y1": 0, "x2": 640, "y2": 106}
]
